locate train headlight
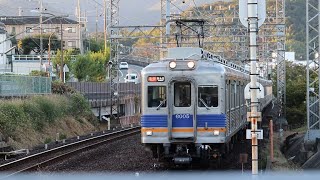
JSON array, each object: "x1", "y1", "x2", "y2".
[
  {"x1": 213, "y1": 130, "x2": 219, "y2": 136},
  {"x1": 187, "y1": 61, "x2": 195, "y2": 69},
  {"x1": 146, "y1": 131, "x2": 153, "y2": 136},
  {"x1": 169, "y1": 61, "x2": 177, "y2": 69}
]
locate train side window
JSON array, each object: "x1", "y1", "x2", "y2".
[
  {"x1": 148, "y1": 86, "x2": 166, "y2": 108},
  {"x1": 226, "y1": 81, "x2": 229, "y2": 113},
  {"x1": 198, "y1": 85, "x2": 218, "y2": 107},
  {"x1": 231, "y1": 82, "x2": 234, "y2": 109},
  {"x1": 174, "y1": 82, "x2": 191, "y2": 107}
]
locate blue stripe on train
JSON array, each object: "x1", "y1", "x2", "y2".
[
  {"x1": 197, "y1": 114, "x2": 226, "y2": 127},
  {"x1": 141, "y1": 114, "x2": 226, "y2": 128},
  {"x1": 141, "y1": 115, "x2": 167, "y2": 127}
]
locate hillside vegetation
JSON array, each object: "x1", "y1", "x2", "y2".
[
  {"x1": 0, "y1": 93, "x2": 100, "y2": 149},
  {"x1": 126, "y1": 0, "x2": 306, "y2": 60},
  {"x1": 285, "y1": 0, "x2": 306, "y2": 60}
]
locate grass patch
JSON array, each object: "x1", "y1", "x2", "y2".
[
  {"x1": 59, "y1": 133, "x2": 67, "y2": 140},
  {"x1": 21, "y1": 100, "x2": 46, "y2": 131},
  {"x1": 68, "y1": 93, "x2": 91, "y2": 117},
  {"x1": 44, "y1": 138, "x2": 52, "y2": 144},
  {"x1": 0, "y1": 94, "x2": 95, "y2": 137},
  {"x1": 291, "y1": 125, "x2": 307, "y2": 133},
  {"x1": 32, "y1": 96, "x2": 60, "y2": 124}
]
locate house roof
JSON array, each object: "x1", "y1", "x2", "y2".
[{"x1": 0, "y1": 16, "x2": 78, "y2": 25}]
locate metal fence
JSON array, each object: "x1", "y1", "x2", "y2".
[
  {"x1": 67, "y1": 82, "x2": 141, "y2": 100},
  {"x1": 12, "y1": 55, "x2": 77, "y2": 61},
  {"x1": 0, "y1": 75, "x2": 51, "y2": 97}
]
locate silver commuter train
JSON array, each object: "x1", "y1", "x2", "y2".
[{"x1": 140, "y1": 47, "x2": 273, "y2": 165}]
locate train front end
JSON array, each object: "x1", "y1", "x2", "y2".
[{"x1": 141, "y1": 48, "x2": 227, "y2": 165}]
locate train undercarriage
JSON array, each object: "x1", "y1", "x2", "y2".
[{"x1": 145, "y1": 129, "x2": 246, "y2": 167}]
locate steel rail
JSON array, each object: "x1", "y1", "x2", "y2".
[{"x1": 0, "y1": 127, "x2": 140, "y2": 176}]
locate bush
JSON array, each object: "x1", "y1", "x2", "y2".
[
  {"x1": 44, "y1": 138, "x2": 52, "y2": 144},
  {"x1": 0, "y1": 94, "x2": 96, "y2": 136},
  {"x1": 29, "y1": 70, "x2": 48, "y2": 77},
  {"x1": 52, "y1": 81, "x2": 76, "y2": 94},
  {"x1": 68, "y1": 93, "x2": 91, "y2": 117},
  {"x1": 21, "y1": 100, "x2": 46, "y2": 131},
  {"x1": 0, "y1": 102, "x2": 25, "y2": 136},
  {"x1": 32, "y1": 96, "x2": 59, "y2": 124},
  {"x1": 59, "y1": 134, "x2": 67, "y2": 140}
]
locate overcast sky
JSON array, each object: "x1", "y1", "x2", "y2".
[{"x1": 0, "y1": 0, "x2": 230, "y2": 31}]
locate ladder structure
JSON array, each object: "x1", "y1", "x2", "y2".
[{"x1": 305, "y1": 0, "x2": 320, "y2": 148}]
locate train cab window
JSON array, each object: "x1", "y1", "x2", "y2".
[
  {"x1": 198, "y1": 85, "x2": 218, "y2": 107},
  {"x1": 148, "y1": 86, "x2": 166, "y2": 108},
  {"x1": 174, "y1": 82, "x2": 191, "y2": 107}
]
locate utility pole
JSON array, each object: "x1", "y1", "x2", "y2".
[
  {"x1": 104, "y1": 0, "x2": 107, "y2": 54},
  {"x1": 78, "y1": 0, "x2": 83, "y2": 54},
  {"x1": 109, "y1": 0, "x2": 120, "y2": 121},
  {"x1": 276, "y1": 0, "x2": 286, "y2": 138},
  {"x1": 18, "y1": 7, "x2": 22, "y2": 16},
  {"x1": 84, "y1": 10, "x2": 88, "y2": 52},
  {"x1": 160, "y1": 0, "x2": 170, "y2": 59},
  {"x1": 60, "y1": 21, "x2": 64, "y2": 82},
  {"x1": 39, "y1": 0, "x2": 43, "y2": 70},
  {"x1": 95, "y1": 2, "x2": 98, "y2": 42}
]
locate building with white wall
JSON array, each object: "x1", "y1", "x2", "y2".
[{"x1": 0, "y1": 22, "x2": 13, "y2": 73}]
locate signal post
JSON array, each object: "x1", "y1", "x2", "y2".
[{"x1": 239, "y1": 0, "x2": 266, "y2": 175}]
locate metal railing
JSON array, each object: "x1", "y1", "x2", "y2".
[
  {"x1": 0, "y1": 75, "x2": 51, "y2": 97},
  {"x1": 12, "y1": 55, "x2": 77, "y2": 61}
]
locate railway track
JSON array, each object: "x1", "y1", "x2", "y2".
[{"x1": 0, "y1": 127, "x2": 140, "y2": 176}]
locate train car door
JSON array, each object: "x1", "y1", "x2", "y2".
[{"x1": 169, "y1": 81, "x2": 195, "y2": 141}]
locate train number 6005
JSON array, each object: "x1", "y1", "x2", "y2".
[{"x1": 175, "y1": 114, "x2": 190, "y2": 119}]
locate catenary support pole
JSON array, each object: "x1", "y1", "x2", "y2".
[{"x1": 247, "y1": 0, "x2": 259, "y2": 175}]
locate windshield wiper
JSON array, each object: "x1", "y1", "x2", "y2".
[
  {"x1": 199, "y1": 98, "x2": 210, "y2": 110},
  {"x1": 156, "y1": 99, "x2": 166, "y2": 110}
]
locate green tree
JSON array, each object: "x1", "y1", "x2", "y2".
[
  {"x1": 72, "y1": 55, "x2": 92, "y2": 81},
  {"x1": 84, "y1": 38, "x2": 105, "y2": 52},
  {"x1": 20, "y1": 34, "x2": 60, "y2": 54},
  {"x1": 272, "y1": 61, "x2": 307, "y2": 127},
  {"x1": 52, "y1": 49, "x2": 76, "y2": 80},
  {"x1": 71, "y1": 51, "x2": 110, "y2": 82}
]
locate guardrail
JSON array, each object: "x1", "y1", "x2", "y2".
[{"x1": 12, "y1": 55, "x2": 77, "y2": 61}]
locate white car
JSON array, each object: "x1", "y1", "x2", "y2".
[
  {"x1": 119, "y1": 62, "x2": 129, "y2": 69},
  {"x1": 124, "y1": 73, "x2": 139, "y2": 83}
]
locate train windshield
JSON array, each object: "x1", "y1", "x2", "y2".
[
  {"x1": 147, "y1": 86, "x2": 166, "y2": 108},
  {"x1": 174, "y1": 82, "x2": 191, "y2": 107},
  {"x1": 198, "y1": 85, "x2": 218, "y2": 107}
]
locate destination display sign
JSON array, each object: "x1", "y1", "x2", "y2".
[{"x1": 147, "y1": 76, "x2": 165, "y2": 82}]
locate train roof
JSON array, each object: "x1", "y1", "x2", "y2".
[
  {"x1": 141, "y1": 58, "x2": 236, "y2": 78},
  {"x1": 142, "y1": 47, "x2": 271, "y2": 84}
]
